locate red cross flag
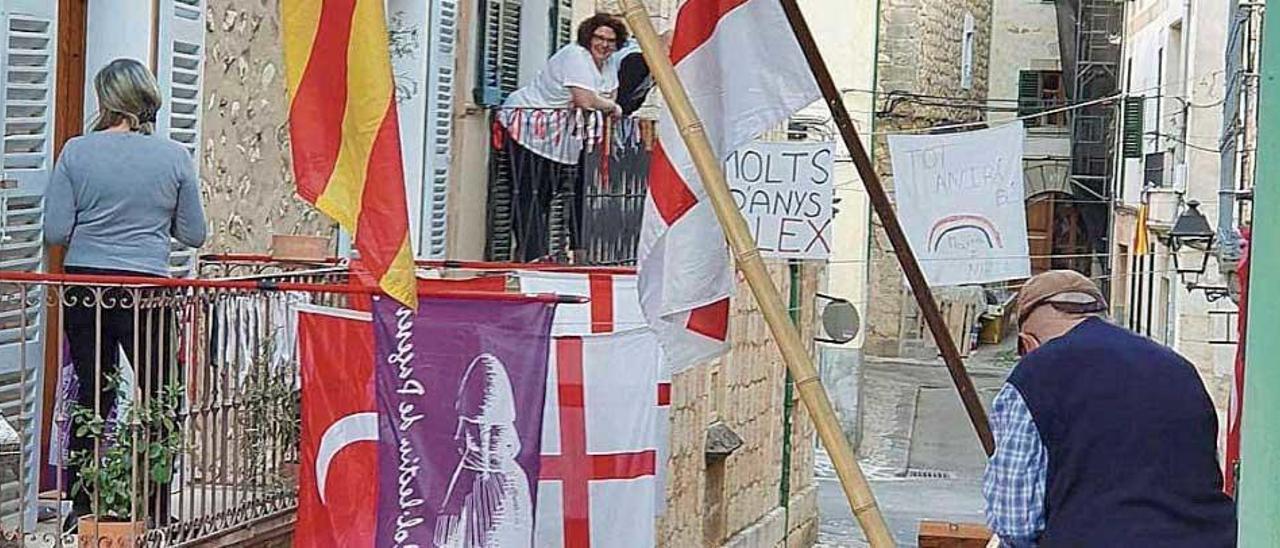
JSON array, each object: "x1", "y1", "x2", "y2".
[
  {"x1": 518, "y1": 271, "x2": 673, "y2": 520},
  {"x1": 639, "y1": 0, "x2": 820, "y2": 371},
  {"x1": 536, "y1": 331, "x2": 661, "y2": 547}
]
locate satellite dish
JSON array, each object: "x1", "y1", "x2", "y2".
[{"x1": 816, "y1": 293, "x2": 859, "y2": 345}]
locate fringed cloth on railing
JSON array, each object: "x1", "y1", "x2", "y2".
[{"x1": 489, "y1": 107, "x2": 655, "y2": 265}]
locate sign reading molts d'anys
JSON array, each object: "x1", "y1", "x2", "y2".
[{"x1": 726, "y1": 141, "x2": 835, "y2": 261}]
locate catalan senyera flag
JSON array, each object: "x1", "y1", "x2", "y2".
[
  {"x1": 1133, "y1": 202, "x2": 1150, "y2": 256},
  {"x1": 280, "y1": 0, "x2": 417, "y2": 307}
]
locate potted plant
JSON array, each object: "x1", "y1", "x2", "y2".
[
  {"x1": 69, "y1": 382, "x2": 184, "y2": 546},
  {"x1": 236, "y1": 342, "x2": 302, "y2": 488}
]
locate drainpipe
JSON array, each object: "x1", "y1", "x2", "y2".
[
  {"x1": 780, "y1": 260, "x2": 800, "y2": 540},
  {"x1": 1238, "y1": 0, "x2": 1280, "y2": 541}
]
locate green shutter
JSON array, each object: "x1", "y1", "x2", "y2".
[
  {"x1": 549, "y1": 0, "x2": 573, "y2": 52},
  {"x1": 475, "y1": 0, "x2": 521, "y2": 106},
  {"x1": 1123, "y1": 96, "x2": 1145, "y2": 158},
  {"x1": 1018, "y1": 71, "x2": 1042, "y2": 117}
]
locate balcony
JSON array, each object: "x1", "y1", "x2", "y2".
[
  {"x1": 485, "y1": 107, "x2": 655, "y2": 266},
  {"x1": 0, "y1": 262, "x2": 351, "y2": 546}
]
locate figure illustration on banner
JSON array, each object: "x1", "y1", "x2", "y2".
[{"x1": 435, "y1": 354, "x2": 535, "y2": 548}]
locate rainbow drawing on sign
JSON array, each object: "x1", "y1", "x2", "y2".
[{"x1": 927, "y1": 214, "x2": 1005, "y2": 251}]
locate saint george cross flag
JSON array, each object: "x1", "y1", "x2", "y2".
[
  {"x1": 536, "y1": 331, "x2": 661, "y2": 548},
  {"x1": 518, "y1": 270, "x2": 673, "y2": 521},
  {"x1": 517, "y1": 270, "x2": 648, "y2": 336},
  {"x1": 639, "y1": 0, "x2": 820, "y2": 372}
]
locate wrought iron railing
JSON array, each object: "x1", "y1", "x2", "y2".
[
  {"x1": 0, "y1": 264, "x2": 357, "y2": 546},
  {"x1": 486, "y1": 107, "x2": 654, "y2": 266}
]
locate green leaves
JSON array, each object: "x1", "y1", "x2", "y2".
[{"x1": 67, "y1": 380, "x2": 187, "y2": 521}]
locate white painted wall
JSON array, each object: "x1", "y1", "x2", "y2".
[
  {"x1": 83, "y1": 1, "x2": 156, "y2": 125},
  {"x1": 797, "y1": 0, "x2": 876, "y2": 349},
  {"x1": 988, "y1": 0, "x2": 1069, "y2": 167}
]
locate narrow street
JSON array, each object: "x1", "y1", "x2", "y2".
[
  {"x1": 815, "y1": 340, "x2": 1015, "y2": 546},
  {"x1": 815, "y1": 447, "x2": 986, "y2": 547}
]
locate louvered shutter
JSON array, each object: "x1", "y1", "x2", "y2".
[
  {"x1": 550, "y1": 0, "x2": 573, "y2": 51},
  {"x1": 421, "y1": 0, "x2": 457, "y2": 258},
  {"x1": 1017, "y1": 71, "x2": 1041, "y2": 117},
  {"x1": 156, "y1": 0, "x2": 205, "y2": 277},
  {"x1": 1122, "y1": 96, "x2": 1145, "y2": 159},
  {"x1": 475, "y1": 0, "x2": 521, "y2": 105},
  {"x1": 0, "y1": 0, "x2": 55, "y2": 528}
]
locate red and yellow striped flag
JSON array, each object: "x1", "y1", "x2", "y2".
[
  {"x1": 280, "y1": 0, "x2": 417, "y2": 307},
  {"x1": 1133, "y1": 202, "x2": 1150, "y2": 257}
]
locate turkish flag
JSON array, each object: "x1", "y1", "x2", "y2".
[{"x1": 297, "y1": 307, "x2": 378, "y2": 547}]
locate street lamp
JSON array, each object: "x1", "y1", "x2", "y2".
[{"x1": 1167, "y1": 200, "x2": 1230, "y2": 301}]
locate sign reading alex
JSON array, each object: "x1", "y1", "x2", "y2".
[
  {"x1": 726, "y1": 141, "x2": 835, "y2": 260},
  {"x1": 888, "y1": 123, "x2": 1031, "y2": 286}
]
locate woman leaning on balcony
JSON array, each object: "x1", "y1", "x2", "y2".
[
  {"x1": 498, "y1": 13, "x2": 628, "y2": 262},
  {"x1": 44, "y1": 58, "x2": 207, "y2": 529}
]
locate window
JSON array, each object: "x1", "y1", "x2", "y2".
[
  {"x1": 1144, "y1": 151, "x2": 1166, "y2": 188},
  {"x1": 1018, "y1": 70, "x2": 1067, "y2": 128},
  {"x1": 961, "y1": 13, "x2": 975, "y2": 90}
]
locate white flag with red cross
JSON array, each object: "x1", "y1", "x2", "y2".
[
  {"x1": 518, "y1": 271, "x2": 673, "y2": 523},
  {"x1": 536, "y1": 331, "x2": 660, "y2": 548},
  {"x1": 639, "y1": 0, "x2": 820, "y2": 372}
]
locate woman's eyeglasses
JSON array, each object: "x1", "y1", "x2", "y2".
[{"x1": 592, "y1": 33, "x2": 618, "y2": 44}]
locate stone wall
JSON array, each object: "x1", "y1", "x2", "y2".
[
  {"x1": 200, "y1": 0, "x2": 335, "y2": 254},
  {"x1": 660, "y1": 262, "x2": 820, "y2": 548},
  {"x1": 864, "y1": 0, "x2": 995, "y2": 357}
]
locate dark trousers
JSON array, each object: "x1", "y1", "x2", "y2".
[
  {"x1": 63, "y1": 266, "x2": 178, "y2": 523},
  {"x1": 509, "y1": 141, "x2": 581, "y2": 262}
]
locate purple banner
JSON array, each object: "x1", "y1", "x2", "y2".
[{"x1": 373, "y1": 296, "x2": 555, "y2": 548}]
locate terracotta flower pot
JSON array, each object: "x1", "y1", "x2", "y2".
[
  {"x1": 271, "y1": 234, "x2": 332, "y2": 262},
  {"x1": 78, "y1": 515, "x2": 145, "y2": 548}
]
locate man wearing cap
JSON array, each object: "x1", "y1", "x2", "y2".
[{"x1": 983, "y1": 270, "x2": 1236, "y2": 547}]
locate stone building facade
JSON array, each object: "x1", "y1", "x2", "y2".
[
  {"x1": 864, "y1": 0, "x2": 995, "y2": 357},
  {"x1": 663, "y1": 265, "x2": 820, "y2": 548},
  {"x1": 201, "y1": 1, "x2": 335, "y2": 254}
]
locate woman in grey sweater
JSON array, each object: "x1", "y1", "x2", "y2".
[{"x1": 44, "y1": 58, "x2": 206, "y2": 527}]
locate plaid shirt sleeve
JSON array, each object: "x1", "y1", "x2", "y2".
[{"x1": 982, "y1": 382, "x2": 1047, "y2": 548}]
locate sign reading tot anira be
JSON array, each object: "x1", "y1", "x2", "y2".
[{"x1": 726, "y1": 141, "x2": 836, "y2": 261}]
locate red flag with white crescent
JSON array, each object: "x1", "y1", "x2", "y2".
[{"x1": 297, "y1": 306, "x2": 378, "y2": 547}]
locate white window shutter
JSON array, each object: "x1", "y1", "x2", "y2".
[
  {"x1": 157, "y1": 0, "x2": 205, "y2": 277},
  {"x1": 0, "y1": 0, "x2": 56, "y2": 530},
  {"x1": 156, "y1": 0, "x2": 205, "y2": 159},
  {"x1": 422, "y1": 0, "x2": 457, "y2": 259}
]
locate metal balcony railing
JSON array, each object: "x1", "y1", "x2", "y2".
[
  {"x1": 0, "y1": 262, "x2": 356, "y2": 547},
  {"x1": 486, "y1": 107, "x2": 655, "y2": 266}
]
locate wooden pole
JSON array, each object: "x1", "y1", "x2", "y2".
[
  {"x1": 616, "y1": 2, "x2": 896, "y2": 545},
  {"x1": 776, "y1": 0, "x2": 995, "y2": 455}
]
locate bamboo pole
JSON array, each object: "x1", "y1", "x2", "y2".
[
  {"x1": 616, "y1": 2, "x2": 896, "y2": 545},
  {"x1": 774, "y1": 0, "x2": 995, "y2": 455}
]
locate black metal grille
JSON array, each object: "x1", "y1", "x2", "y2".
[{"x1": 485, "y1": 109, "x2": 653, "y2": 265}]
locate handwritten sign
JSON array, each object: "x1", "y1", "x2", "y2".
[
  {"x1": 726, "y1": 141, "x2": 835, "y2": 261},
  {"x1": 888, "y1": 123, "x2": 1031, "y2": 286}
]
